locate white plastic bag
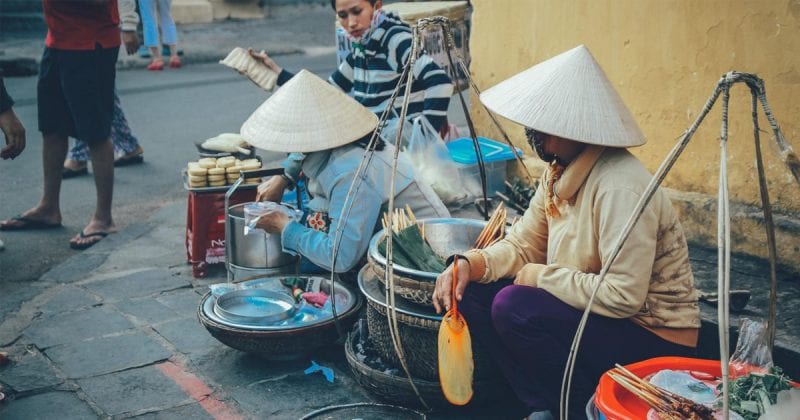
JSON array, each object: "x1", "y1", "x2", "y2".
[
  {"x1": 243, "y1": 202, "x2": 301, "y2": 235},
  {"x1": 405, "y1": 117, "x2": 468, "y2": 205},
  {"x1": 378, "y1": 117, "x2": 412, "y2": 148}
]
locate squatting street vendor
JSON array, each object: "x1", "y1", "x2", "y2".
[
  {"x1": 431, "y1": 45, "x2": 701, "y2": 418},
  {"x1": 241, "y1": 70, "x2": 449, "y2": 274}
]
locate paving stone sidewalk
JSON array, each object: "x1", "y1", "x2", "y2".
[{"x1": 0, "y1": 200, "x2": 532, "y2": 419}]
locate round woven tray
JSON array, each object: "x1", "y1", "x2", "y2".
[
  {"x1": 345, "y1": 323, "x2": 509, "y2": 411},
  {"x1": 197, "y1": 291, "x2": 363, "y2": 360}
]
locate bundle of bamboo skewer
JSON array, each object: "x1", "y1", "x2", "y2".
[
  {"x1": 607, "y1": 364, "x2": 715, "y2": 420},
  {"x1": 472, "y1": 202, "x2": 508, "y2": 249},
  {"x1": 381, "y1": 205, "x2": 425, "y2": 238}
]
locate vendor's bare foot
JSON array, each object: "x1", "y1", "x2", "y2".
[
  {"x1": 69, "y1": 220, "x2": 116, "y2": 250},
  {"x1": 0, "y1": 208, "x2": 62, "y2": 230}
]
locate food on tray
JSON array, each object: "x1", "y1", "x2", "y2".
[
  {"x1": 187, "y1": 166, "x2": 207, "y2": 177},
  {"x1": 186, "y1": 156, "x2": 263, "y2": 189},
  {"x1": 200, "y1": 133, "x2": 252, "y2": 154},
  {"x1": 219, "y1": 47, "x2": 278, "y2": 91},
  {"x1": 198, "y1": 158, "x2": 217, "y2": 169}
]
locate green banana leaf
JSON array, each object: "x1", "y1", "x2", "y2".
[{"x1": 378, "y1": 225, "x2": 445, "y2": 273}]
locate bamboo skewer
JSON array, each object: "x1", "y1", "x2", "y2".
[{"x1": 472, "y1": 202, "x2": 507, "y2": 249}]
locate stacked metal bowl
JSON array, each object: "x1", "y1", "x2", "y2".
[{"x1": 198, "y1": 276, "x2": 362, "y2": 360}]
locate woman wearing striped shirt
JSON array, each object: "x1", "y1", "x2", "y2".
[
  {"x1": 253, "y1": 0, "x2": 453, "y2": 132},
  {"x1": 253, "y1": 0, "x2": 454, "y2": 202}
]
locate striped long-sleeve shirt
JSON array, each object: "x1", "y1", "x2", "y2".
[{"x1": 278, "y1": 12, "x2": 453, "y2": 132}]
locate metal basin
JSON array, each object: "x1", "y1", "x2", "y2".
[
  {"x1": 367, "y1": 218, "x2": 487, "y2": 281},
  {"x1": 213, "y1": 289, "x2": 297, "y2": 325},
  {"x1": 227, "y1": 203, "x2": 297, "y2": 269}
]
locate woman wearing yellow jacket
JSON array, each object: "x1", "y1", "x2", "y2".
[{"x1": 432, "y1": 45, "x2": 700, "y2": 419}]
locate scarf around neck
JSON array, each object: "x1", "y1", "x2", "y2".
[{"x1": 545, "y1": 145, "x2": 607, "y2": 217}]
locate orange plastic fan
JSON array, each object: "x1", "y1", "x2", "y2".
[{"x1": 437, "y1": 256, "x2": 474, "y2": 405}]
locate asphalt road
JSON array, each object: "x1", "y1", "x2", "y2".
[{"x1": 0, "y1": 53, "x2": 337, "y2": 320}]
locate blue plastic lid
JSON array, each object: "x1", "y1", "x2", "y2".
[{"x1": 447, "y1": 137, "x2": 523, "y2": 164}]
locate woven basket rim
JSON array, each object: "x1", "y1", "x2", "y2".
[{"x1": 368, "y1": 257, "x2": 436, "y2": 292}]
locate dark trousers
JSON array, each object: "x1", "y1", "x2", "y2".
[{"x1": 459, "y1": 280, "x2": 696, "y2": 418}]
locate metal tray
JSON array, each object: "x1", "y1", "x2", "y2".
[
  {"x1": 213, "y1": 288, "x2": 297, "y2": 325},
  {"x1": 202, "y1": 276, "x2": 359, "y2": 331}
]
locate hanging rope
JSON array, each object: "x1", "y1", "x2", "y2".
[
  {"x1": 382, "y1": 24, "x2": 431, "y2": 411},
  {"x1": 327, "y1": 59, "x2": 412, "y2": 340},
  {"x1": 717, "y1": 84, "x2": 732, "y2": 419},
  {"x1": 751, "y1": 91, "x2": 779, "y2": 351}
]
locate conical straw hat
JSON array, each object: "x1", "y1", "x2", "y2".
[
  {"x1": 480, "y1": 45, "x2": 645, "y2": 147},
  {"x1": 241, "y1": 69, "x2": 378, "y2": 153}
]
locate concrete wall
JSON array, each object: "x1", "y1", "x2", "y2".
[{"x1": 468, "y1": 0, "x2": 800, "y2": 268}]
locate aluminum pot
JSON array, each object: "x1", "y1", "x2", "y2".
[{"x1": 227, "y1": 203, "x2": 297, "y2": 269}]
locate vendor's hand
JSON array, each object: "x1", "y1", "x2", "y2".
[
  {"x1": 0, "y1": 108, "x2": 26, "y2": 160},
  {"x1": 255, "y1": 207, "x2": 291, "y2": 234},
  {"x1": 432, "y1": 258, "x2": 471, "y2": 314},
  {"x1": 248, "y1": 48, "x2": 283, "y2": 74},
  {"x1": 121, "y1": 30, "x2": 139, "y2": 55},
  {"x1": 255, "y1": 176, "x2": 288, "y2": 202},
  {"x1": 513, "y1": 263, "x2": 546, "y2": 287}
]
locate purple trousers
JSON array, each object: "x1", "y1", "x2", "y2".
[{"x1": 459, "y1": 279, "x2": 695, "y2": 418}]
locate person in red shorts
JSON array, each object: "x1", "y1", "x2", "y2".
[{"x1": 0, "y1": 0, "x2": 139, "y2": 250}]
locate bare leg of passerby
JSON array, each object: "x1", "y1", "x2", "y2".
[
  {"x1": 0, "y1": 132, "x2": 67, "y2": 229},
  {"x1": 69, "y1": 138, "x2": 116, "y2": 249},
  {"x1": 147, "y1": 46, "x2": 164, "y2": 71},
  {"x1": 168, "y1": 45, "x2": 181, "y2": 68}
]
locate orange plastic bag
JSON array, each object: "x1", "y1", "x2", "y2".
[{"x1": 437, "y1": 257, "x2": 474, "y2": 405}]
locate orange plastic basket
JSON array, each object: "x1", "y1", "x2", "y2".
[{"x1": 594, "y1": 357, "x2": 721, "y2": 419}]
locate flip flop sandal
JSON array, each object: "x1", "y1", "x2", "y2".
[
  {"x1": 0, "y1": 215, "x2": 63, "y2": 231},
  {"x1": 147, "y1": 59, "x2": 164, "y2": 71},
  {"x1": 62, "y1": 166, "x2": 88, "y2": 179},
  {"x1": 114, "y1": 154, "x2": 144, "y2": 167},
  {"x1": 69, "y1": 231, "x2": 109, "y2": 250}
]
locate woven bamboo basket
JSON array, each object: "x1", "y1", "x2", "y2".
[
  {"x1": 345, "y1": 323, "x2": 510, "y2": 411},
  {"x1": 197, "y1": 290, "x2": 363, "y2": 360},
  {"x1": 359, "y1": 265, "x2": 498, "y2": 382},
  {"x1": 367, "y1": 257, "x2": 435, "y2": 305}
]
